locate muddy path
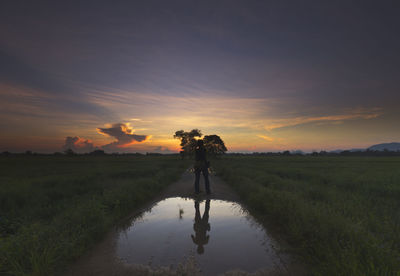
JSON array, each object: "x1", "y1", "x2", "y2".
[
  {"x1": 160, "y1": 169, "x2": 241, "y2": 202},
  {"x1": 64, "y1": 170, "x2": 304, "y2": 276}
]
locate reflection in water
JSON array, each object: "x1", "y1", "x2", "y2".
[
  {"x1": 116, "y1": 197, "x2": 288, "y2": 275},
  {"x1": 191, "y1": 199, "x2": 210, "y2": 254}
]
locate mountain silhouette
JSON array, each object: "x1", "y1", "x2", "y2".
[{"x1": 368, "y1": 142, "x2": 400, "y2": 151}]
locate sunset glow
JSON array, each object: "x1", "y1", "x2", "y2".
[{"x1": 1, "y1": 2, "x2": 399, "y2": 153}]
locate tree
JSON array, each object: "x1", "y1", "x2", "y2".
[
  {"x1": 174, "y1": 129, "x2": 202, "y2": 155},
  {"x1": 174, "y1": 130, "x2": 228, "y2": 156},
  {"x1": 64, "y1": 148, "x2": 75, "y2": 156},
  {"x1": 89, "y1": 149, "x2": 105, "y2": 155},
  {"x1": 203, "y1": 135, "x2": 227, "y2": 156}
]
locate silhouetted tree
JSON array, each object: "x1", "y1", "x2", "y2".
[
  {"x1": 203, "y1": 135, "x2": 227, "y2": 156},
  {"x1": 64, "y1": 148, "x2": 75, "y2": 156},
  {"x1": 89, "y1": 149, "x2": 106, "y2": 155},
  {"x1": 174, "y1": 129, "x2": 202, "y2": 155}
]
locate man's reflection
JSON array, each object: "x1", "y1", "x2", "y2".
[{"x1": 191, "y1": 199, "x2": 211, "y2": 254}]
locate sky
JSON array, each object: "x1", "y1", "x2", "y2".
[{"x1": 1, "y1": 0, "x2": 399, "y2": 153}]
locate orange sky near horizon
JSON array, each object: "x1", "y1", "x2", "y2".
[{"x1": 1, "y1": 84, "x2": 397, "y2": 153}]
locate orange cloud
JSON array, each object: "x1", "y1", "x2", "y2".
[
  {"x1": 257, "y1": 135, "x2": 274, "y2": 142},
  {"x1": 63, "y1": 136, "x2": 95, "y2": 153},
  {"x1": 97, "y1": 123, "x2": 150, "y2": 150},
  {"x1": 118, "y1": 135, "x2": 152, "y2": 148}
]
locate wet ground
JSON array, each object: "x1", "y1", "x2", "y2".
[
  {"x1": 65, "y1": 171, "x2": 304, "y2": 276},
  {"x1": 117, "y1": 197, "x2": 287, "y2": 275}
]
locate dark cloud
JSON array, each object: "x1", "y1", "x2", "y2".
[
  {"x1": 97, "y1": 123, "x2": 150, "y2": 151},
  {"x1": 1, "y1": 1, "x2": 399, "y2": 105},
  {"x1": 63, "y1": 136, "x2": 95, "y2": 153}
]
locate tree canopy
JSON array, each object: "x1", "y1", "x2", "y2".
[
  {"x1": 174, "y1": 129, "x2": 227, "y2": 156},
  {"x1": 203, "y1": 135, "x2": 227, "y2": 155},
  {"x1": 174, "y1": 129, "x2": 202, "y2": 154}
]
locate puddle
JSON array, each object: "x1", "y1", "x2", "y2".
[{"x1": 116, "y1": 197, "x2": 288, "y2": 275}]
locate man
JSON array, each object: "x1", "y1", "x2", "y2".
[{"x1": 194, "y1": 139, "x2": 211, "y2": 194}]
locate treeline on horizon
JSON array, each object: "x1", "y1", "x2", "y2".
[{"x1": 2, "y1": 148, "x2": 400, "y2": 157}]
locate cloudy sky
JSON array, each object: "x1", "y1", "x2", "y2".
[{"x1": 1, "y1": 1, "x2": 399, "y2": 153}]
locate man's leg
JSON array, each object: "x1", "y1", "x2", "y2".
[
  {"x1": 195, "y1": 200, "x2": 201, "y2": 221},
  {"x1": 202, "y1": 167, "x2": 211, "y2": 194},
  {"x1": 203, "y1": 199, "x2": 210, "y2": 221}
]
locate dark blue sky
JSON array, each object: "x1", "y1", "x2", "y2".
[{"x1": 1, "y1": 1, "x2": 399, "y2": 152}]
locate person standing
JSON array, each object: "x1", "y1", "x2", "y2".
[{"x1": 194, "y1": 139, "x2": 211, "y2": 194}]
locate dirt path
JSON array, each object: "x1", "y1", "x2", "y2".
[
  {"x1": 160, "y1": 169, "x2": 241, "y2": 202},
  {"x1": 64, "y1": 170, "x2": 245, "y2": 276}
]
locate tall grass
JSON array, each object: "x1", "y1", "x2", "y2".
[
  {"x1": 214, "y1": 156, "x2": 400, "y2": 275},
  {"x1": 0, "y1": 155, "x2": 189, "y2": 275}
]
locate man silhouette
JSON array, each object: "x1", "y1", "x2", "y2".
[
  {"x1": 194, "y1": 139, "x2": 211, "y2": 194},
  {"x1": 191, "y1": 199, "x2": 211, "y2": 254}
]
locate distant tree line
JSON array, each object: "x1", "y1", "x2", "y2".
[
  {"x1": 0, "y1": 150, "x2": 176, "y2": 157},
  {"x1": 230, "y1": 149, "x2": 400, "y2": 157},
  {"x1": 2, "y1": 148, "x2": 400, "y2": 157}
]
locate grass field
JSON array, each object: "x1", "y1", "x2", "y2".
[
  {"x1": 2, "y1": 155, "x2": 400, "y2": 275},
  {"x1": 0, "y1": 155, "x2": 189, "y2": 276},
  {"x1": 213, "y1": 156, "x2": 400, "y2": 275}
]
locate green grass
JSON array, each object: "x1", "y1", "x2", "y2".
[
  {"x1": 214, "y1": 156, "x2": 400, "y2": 275},
  {"x1": 3, "y1": 155, "x2": 400, "y2": 275},
  {"x1": 0, "y1": 155, "x2": 189, "y2": 276}
]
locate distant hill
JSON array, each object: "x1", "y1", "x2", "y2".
[
  {"x1": 368, "y1": 142, "x2": 400, "y2": 151},
  {"x1": 329, "y1": 142, "x2": 400, "y2": 153}
]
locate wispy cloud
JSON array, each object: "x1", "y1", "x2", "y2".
[
  {"x1": 86, "y1": 87, "x2": 275, "y2": 129},
  {"x1": 0, "y1": 49, "x2": 117, "y2": 122},
  {"x1": 257, "y1": 135, "x2": 274, "y2": 142},
  {"x1": 264, "y1": 108, "x2": 382, "y2": 130}
]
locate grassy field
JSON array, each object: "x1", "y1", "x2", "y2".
[
  {"x1": 214, "y1": 156, "x2": 400, "y2": 275},
  {"x1": 2, "y1": 155, "x2": 400, "y2": 275},
  {"x1": 0, "y1": 155, "x2": 189, "y2": 276}
]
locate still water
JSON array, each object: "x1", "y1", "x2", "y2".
[{"x1": 116, "y1": 197, "x2": 287, "y2": 275}]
